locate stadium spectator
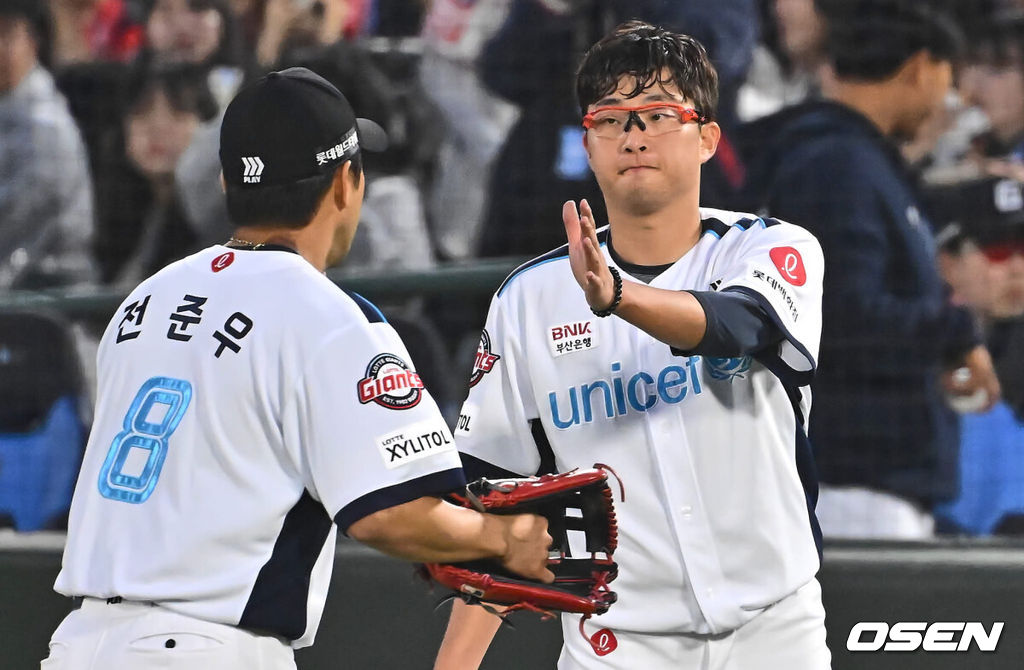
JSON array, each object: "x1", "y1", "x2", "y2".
[
  {"x1": 142, "y1": 0, "x2": 248, "y2": 108},
  {"x1": 929, "y1": 177, "x2": 1024, "y2": 418},
  {"x1": 473, "y1": 0, "x2": 604, "y2": 258},
  {"x1": 285, "y1": 43, "x2": 439, "y2": 274},
  {"x1": 145, "y1": 0, "x2": 239, "y2": 66},
  {"x1": 959, "y1": 9, "x2": 1024, "y2": 174},
  {"x1": 92, "y1": 62, "x2": 217, "y2": 284},
  {"x1": 739, "y1": 0, "x2": 1001, "y2": 539},
  {"x1": 928, "y1": 176, "x2": 1024, "y2": 535},
  {"x1": 0, "y1": 0, "x2": 96, "y2": 290},
  {"x1": 49, "y1": 0, "x2": 144, "y2": 66},
  {"x1": 253, "y1": 0, "x2": 364, "y2": 68},
  {"x1": 134, "y1": 0, "x2": 256, "y2": 253},
  {"x1": 418, "y1": 0, "x2": 518, "y2": 261},
  {"x1": 738, "y1": 0, "x2": 831, "y2": 122}
]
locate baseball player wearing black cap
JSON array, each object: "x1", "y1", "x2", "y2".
[{"x1": 45, "y1": 68, "x2": 553, "y2": 669}]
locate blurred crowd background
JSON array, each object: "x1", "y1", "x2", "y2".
[{"x1": 3, "y1": 0, "x2": 1024, "y2": 544}]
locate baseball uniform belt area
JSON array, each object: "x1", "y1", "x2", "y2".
[
  {"x1": 67, "y1": 597, "x2": 289, "y2": 642},
  {"x1": 70, "y1": 596, "x2": 156, "y2": 609}
]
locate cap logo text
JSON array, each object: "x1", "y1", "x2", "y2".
[
  {"x1": 316, "y1": 129, "x2": 359, "y2": 166},
  {"x1": 242, "y1": 156, "x2": 265, "y2": 183}
]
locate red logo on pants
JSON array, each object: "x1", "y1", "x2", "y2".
[
  {"x1": 590, "y1": 628, "x2": 618, "y2": 656},
  {"x1": 769, "y1": 247, "x2": 806, "y2": 286}
]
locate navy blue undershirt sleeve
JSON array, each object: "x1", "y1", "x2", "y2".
[
  {"x1": 334, "y1": 468, "x2": 466, "y2": 535},
  {"x1": 671, "y1": 288, "x2": 785, "y2": 358}
]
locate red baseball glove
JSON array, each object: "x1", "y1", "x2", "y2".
[{"x1": 423, "y1": 465, "x2": 622, "y2": 646}]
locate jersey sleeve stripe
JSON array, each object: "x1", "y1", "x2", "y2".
[
  {"x1": 795, "y1": 428, "x2": 824, "y2": 565},
  {"x1": 700, "y1": 217, "x2": 731, "y2": 239},
  {"x1": 239, "y1": 489, "x2": 333, "y2": 641},
  {"x1": 333, "y1": 468, "x2": 467, "y2": 534},
  {"x1": 701, "y1": 216, "x2": 777, "y2": 240},
  {"x1": 757, "y1": 360, "x2": 825, "y2": 567},
  {"x1": 343, "y1": 290, "x2": 388, "y2": 324},
  {"x1": 496, "y1": 228, "x2": 610, "y2": 297},
  {"x1": 731, "y1": 314, "x2": 824, "y2": 566}
]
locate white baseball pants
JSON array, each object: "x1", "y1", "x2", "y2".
[
  {"x1": 41, "y1": 598, "x2": 296, "y2": 670},
  {"x1": 558, "y1": 578, "x2": 831, "y2": 670}
]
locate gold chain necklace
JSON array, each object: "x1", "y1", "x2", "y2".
[{"x1": 226, "y1": 237, "x2": 266, "y2": 249}]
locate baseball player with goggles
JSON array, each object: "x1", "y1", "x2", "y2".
[
  {"x1": 44, "y1": 67, "x2": 552, "y2": 669},
  {"x1": 436, "y1": 22, "x2": 831, "y2": 670}
]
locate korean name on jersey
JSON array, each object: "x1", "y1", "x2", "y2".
[{"x1": 55, "y1": 246, "x2": 465, "y2": 648}]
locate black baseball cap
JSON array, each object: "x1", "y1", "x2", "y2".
[
  {"x1": 925, "y1": 176, "x2": 1024, "y2": 247},
  {"x1": 220, "y1": 67, "x2": 387, "y2": 188}
]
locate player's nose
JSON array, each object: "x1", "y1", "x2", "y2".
[
  {"x1": 622, "y1": 130, "x2": 647, "y2": 152},
  {"x1": 623, "y1": 140, "x2": 647, "y2": 153}
]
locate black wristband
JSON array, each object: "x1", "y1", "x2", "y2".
[{"x1": 591, "y1": 266, "x2": 623, "y2": 317}]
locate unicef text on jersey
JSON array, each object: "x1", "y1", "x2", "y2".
[{"x1": 548, "y1": 356, "x2": 740, "y2": 429}]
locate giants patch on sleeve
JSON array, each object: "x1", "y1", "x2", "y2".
[
  {"x1": 358, "y1": 354, "x2": 424, "y2": 410},
  {"x1": 468, "y1": 330, "x2": 500, "y2": 388},
  {"x1": 376, "y1": 418, "x2": 456, "y2": 469}
]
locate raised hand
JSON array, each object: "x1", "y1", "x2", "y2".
[{"x1": 562, "y1": 199, "x2": 615, "y2": 312}]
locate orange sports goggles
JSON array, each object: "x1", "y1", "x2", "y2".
[{"x1": 582, "y1": 103, "x2": 707, "y2": 138}]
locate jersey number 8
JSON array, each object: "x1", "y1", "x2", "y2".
[{"x1": 97, "y1": 377, "x2": 192, "y2": 504}]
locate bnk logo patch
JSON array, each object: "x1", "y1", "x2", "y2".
[
  {"x1": 358, "y1": 353, "x2": 424, "y2": 410},
  {"x1": 548, "y1": 320, "x2": 597, "y2": 357}
]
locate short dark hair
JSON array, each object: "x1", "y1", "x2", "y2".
[
  {"x1": 963, "y1": 10, "x2": 1024, "y2": 68},
  {"x1": 575, "y1": 21, "x2": 719, "y2": 122},
  {"x1": 122, "y1": 63, "x2": 218, "y2": 123},
  {"x1": 0, "y1": 0, "x2": 53, "y2": 68},
  {"x1": 816, "y1": 0, "x2": 964, "y2": 81},
  {"x1": 224, "y1": 153, "x2": 363, "y2": 229}
]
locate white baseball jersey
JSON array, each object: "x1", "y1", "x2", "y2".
[
  {"x1": 55, "y1": 245, "x2": 465, "y2": 648},
  {"x1": 456, "y1": 208, "x2": 824, "y2": 639}
]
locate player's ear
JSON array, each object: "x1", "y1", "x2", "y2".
[
  {"x1": 332, "y1": 161, "x2": 359, "y2": 211},
  {"x1": 897, "y1": 50, "x2": 929, "y2": 87},
  {"x1": 698, "y1": 121, "x2": 721, "y2": 165},
  {"x1": 583, "y1": 131, "x2": 592, "y2": 161},
  {"x1": 219, "y1": 171, "x2": 226, "y2": 194}
]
